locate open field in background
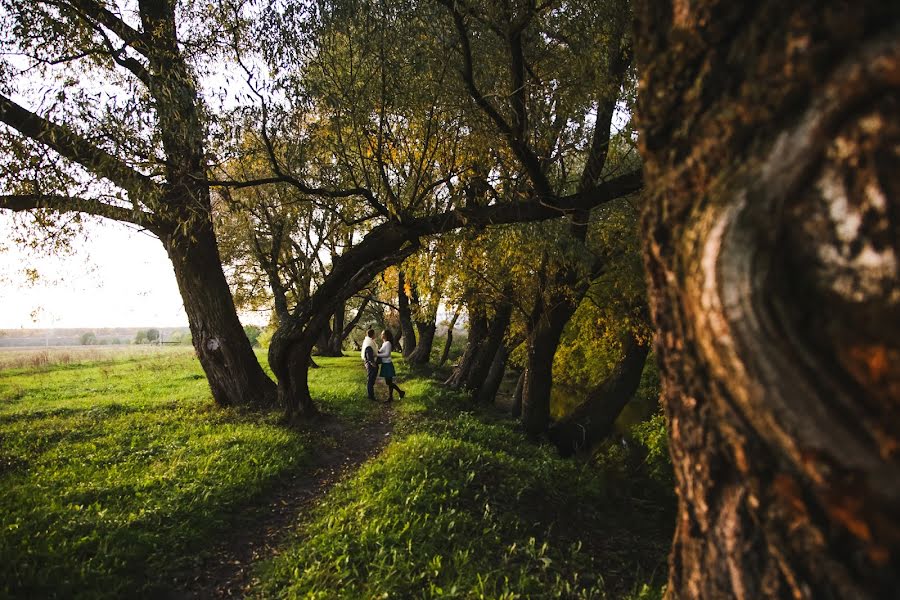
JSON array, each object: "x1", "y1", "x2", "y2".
[
  {"x1": 0, "y1": 350, "x2": 671, "y2": 599},
  {"x1": 0, "y1": 345, "x2": 195, "y2": 372}
]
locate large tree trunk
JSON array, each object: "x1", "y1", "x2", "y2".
[
  {"x1": 445, "y1": 306, "x2": 489, "y2": 388},
  {"x1": 547, "y1": 334, "x2": 649, "y2": 456},
  {"x1": 163, "y1": 218, "x2": 276, "y2": 407},
  {"x1": 464, "y1": 298, "x2": 513, "y2": 392},
  {"x1": 407, "y1": 318, "x2": 437, "y2": 365},
  {"x1": 315, "y1": 301, "x2": 346, "y2": 357},
  {"x1": 520, "y1": 295, "x2": 578, "y2": 436},
  {"x1": 635, "y1": 2, "x2": 900, "y2": 597},
  {"x1": 397, "y1": 270, "x2": 417, "y2": 358}
]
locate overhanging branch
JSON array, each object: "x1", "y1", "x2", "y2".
[
  {"x1": 0, "y1": 194, "x2": 159, "y2": 232},
  {"x1": 0, "y1": 94, "x2": 160, "y2": 201}
]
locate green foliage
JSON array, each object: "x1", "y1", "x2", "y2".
[
  {"x1": 256, "y1": 324, "x2": 276, "y2": 350},
  {"x1": 133, "y1": 330, "x2": 147, "y2": 345},
  {"x1": 630, "y1": 412, "x2": 672, "y2": 489},
  {"x1": 79, "y1": 332, "x2": 97, "y2": 345}
]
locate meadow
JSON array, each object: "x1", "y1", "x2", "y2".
[{"x1": 0, "y1": 348, "x2": 671, "y2": 599}]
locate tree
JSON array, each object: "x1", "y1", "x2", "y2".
[
  {"x1": 0, "y1": 0, "x2": 275, "y2": 406},
  {"x1": 134, "y1": 330, "x2": 147, "y2": 345},
  {"x1": 145, "y1": 328, "x2": 159, "y2": 344},
  {"x1": 241, "y1": 0, "x2": 643, "y2": 418},
  {"x1": 635, "y1": 0, "x2": 900, "y2": 597},
  {"x1": 79, "y1": 332, "x2": 97, "y2": 345},
  {"x1": 435, "y1": 0, "x2": 640, "y2": 436}
]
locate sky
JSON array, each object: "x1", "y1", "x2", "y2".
[{"x1": 0, "y1": 217, "x2": 189, "y2": 329}]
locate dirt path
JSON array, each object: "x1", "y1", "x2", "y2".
[{"x1": 175, "y1": 405, "x2": 395, "y2": 598}]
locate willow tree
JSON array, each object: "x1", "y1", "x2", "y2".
[
  {"x1": 223, "y1": 0, "x2": 642, "y2": 417},
  {"x1": 636, "y1": 0, "x2": 899, "y2": 596},
  {"x1": 435, "y1": 0, "x2": 640, "y2": 436},
  {"x1": 0, "y1": 0, "x2": 274, "y2": 406}
]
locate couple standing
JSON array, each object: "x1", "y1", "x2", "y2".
[{"x1": 361, "y1": 328, "x2": 406, "y2": 402}]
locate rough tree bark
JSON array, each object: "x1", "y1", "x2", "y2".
[
  {"x1": 635, "y1": 1, "x2": 900, "y2": 597},
  {"x1": 547, "y1": 334, "x2": 649, "y2": 456},
  {"x1": 162, "y1": 203, "x2": 276, "y2": 407}
]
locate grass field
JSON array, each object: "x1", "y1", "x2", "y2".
[{"x1": 0, "y1": 348, "x2": 671, "y2": 599}]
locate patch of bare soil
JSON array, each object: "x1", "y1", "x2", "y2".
[{"x1": 173, "y1": 406, "x2": 394, "y2": 598}]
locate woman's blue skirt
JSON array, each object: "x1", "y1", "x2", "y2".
[{"x1": 379, "y1": 361, "x2": 396, "y2": 378}]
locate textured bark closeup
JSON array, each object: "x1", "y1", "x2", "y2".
[
  {"x1": 635, "y1": 2, "x2": 900, "y2": 597},
  {"x1": 547, "y1": 334, "x2": 649, "y2": 456}
]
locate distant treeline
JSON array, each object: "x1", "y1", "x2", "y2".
[{"x1": 0, "y1": 327, "x2": 192, "y2": 348}]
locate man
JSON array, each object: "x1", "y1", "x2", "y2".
[{"x1": 361, "y1": 328, "x2": 378, "y2": 401}]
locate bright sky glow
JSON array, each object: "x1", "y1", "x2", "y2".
[{"x1": 0, "y1": 218, "x2": 188, "y2": 329}]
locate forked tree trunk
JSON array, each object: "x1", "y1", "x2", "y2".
[
  {"x1": 163, "y1": 217, "x2": 276, "y2": 407},
  {"x1": 520, "y1": 296, "x2": 578, "y2": 436},
  {"x1": 635, "y1": 2, "x2": 900, "y2": 597},
  {"x1": 547, "y1": 334, "x2": 649, "y2": 456},
  {"x1": 445, "y1": 306, "x2": 489, "y2": 388},
  {"x1": 464, "y1": 298, "x2": 512, "y2": 392}
]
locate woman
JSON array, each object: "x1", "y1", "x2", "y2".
[{"x1": 377, "y1": 330, "x2": 406, "y2": 401}]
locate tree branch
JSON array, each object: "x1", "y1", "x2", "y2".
[
  {"x1": 0, "y1": 194, "x2": 159, "y2": 231},
  {"x1": 0, "y1": 94, "x2": 160, "y2": 201},
  {"x1": 60, "y1": 0, "x2": 152, "y2": 57},
  {"x1": 438, "y1": 0, "x2": 553, "y2": 198}
]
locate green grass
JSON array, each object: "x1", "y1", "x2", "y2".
[
  {"x1": 0, "y1": 349, "x2": 381, "y2": 599},
  {"x1": 255, "y1": 386, "x2": 672, "y2": 599},
  {"x1": 0, "y1": 348, "x2": 672, "y2": 599}
]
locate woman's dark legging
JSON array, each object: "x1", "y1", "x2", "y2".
[{"x1": 385, "y1": 377, "x2": 404, "y2": 399}]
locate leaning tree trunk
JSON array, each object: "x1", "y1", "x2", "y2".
[
  {"x1": 547, "y1": 334, "x2": 649, "y2": 457},
  {"x1": 163, "y1": 216, "x2": 276, "y2": 407},
  {"x1": 510, "y1": 369, "x2": 526, "y2": 418},
  {"x1": 635, "y1": 1, "x2": 900, "y2": 597}
]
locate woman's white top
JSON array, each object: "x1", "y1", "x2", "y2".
[{"x1": 377, "y1": 341, "x2": 393, "y2": 363}]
